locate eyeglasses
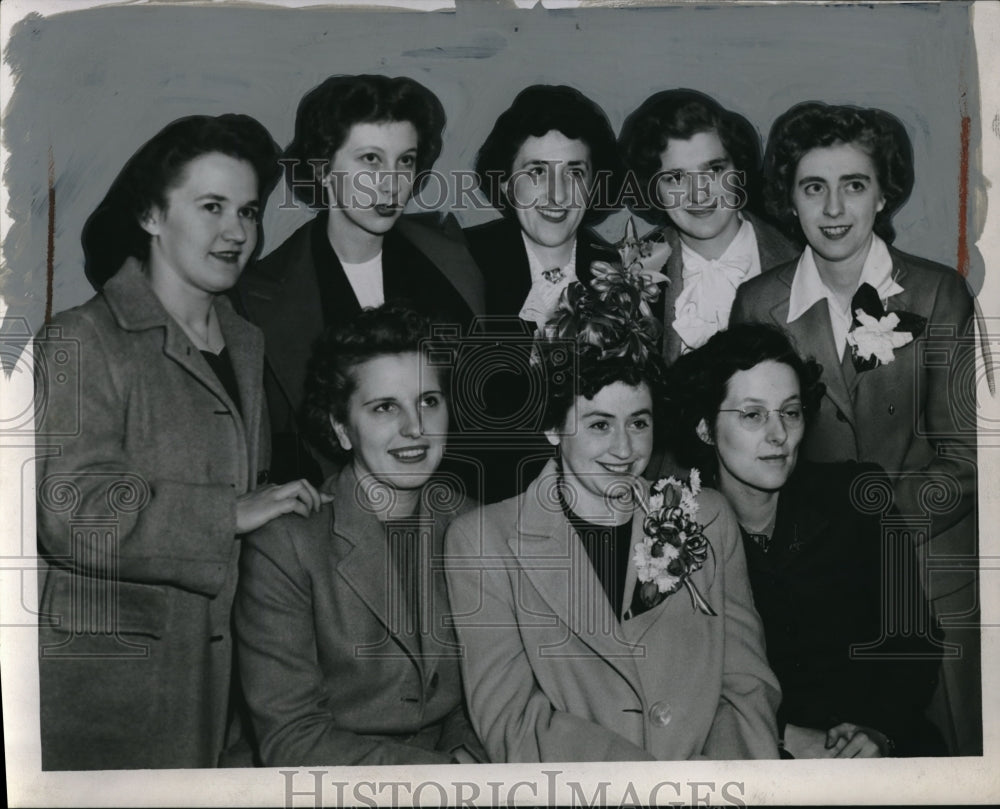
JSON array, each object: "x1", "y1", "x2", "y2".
[{"x1": 718, "y1": 404, "x2": 804, "y2": 432}]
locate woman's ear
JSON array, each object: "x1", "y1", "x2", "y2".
[
  {"x1": 138, "y1": 208, "x2": 161, "y2": 237},
  {"x1": 696, "y1": 418, "x2": 714, "y2": 446},
  {"x1": 544, "y1": 428, "x2": 561, "y2": 448},
  {"x1": 876, "y1": 193, "x2": 886, "y2": 213},
  {"x1": 330, "y1": 414, "x2": 352, "y2": 452}
]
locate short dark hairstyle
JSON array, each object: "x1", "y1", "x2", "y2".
[
  {"x1": 283, "y1": 74, "x2": 446, "y2": 209},
  {"x1": 82, "y1": 114, "x2": 281, "y2": 290},
  {"x1": 763, "y1": 101, "x2": 914, "y2": 244},
  {"x1": 618, "y1": 89, "x2": 763, "y2": 223},
  {"x1": 662, "y1": 323, "x2": 825, "y2": 478},
  {"x1": 473, "y1": 84, "x2": 623, "y2": 224},
  {"x1": 303, "y1": 303, "x2": 451, "y2": 459}
]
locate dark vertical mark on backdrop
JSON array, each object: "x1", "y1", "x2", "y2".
[{"x1": 46, "y1": 145, "x2": 55, "y2": 324}]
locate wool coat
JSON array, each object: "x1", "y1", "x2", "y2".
[
  {"x1": 445, "y1": 461, "x2": 781, "y2": 762},
  {"x1": 35, "y1": 260, "x2": 267, "y2": 770},
  {"x1": 234, "y1": 466, "x2": 483, "y2": 765}
]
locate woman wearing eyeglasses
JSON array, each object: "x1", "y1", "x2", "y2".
[{"x1": 663, "y1": 323, "x2": 945, "y2": 758}]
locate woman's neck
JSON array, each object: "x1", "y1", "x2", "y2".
[
  {"x1": 327, "y1": 209, "x2": 384, "y2": 263},
  {"x1": 717, "y1": 467, "x2": 780, "y2": 534},
  {"x1": 145, "y1": 260, "x2": 221, "y2": 351},
  {"x1": 525, "y1": 236, "x2": 575, "y2": 272},
  {"x1": 813, "y1": 233, "x2": 874, "y2": 307},
  {"x1": 560, "y1": 474, "x2": 634, "y2": 527},
  {"x1": 678, "y1": 212, "x2": 742, "y2": 261},
  {"x1": 355, "y1": 468, "x2": 421, "y2": 522}
]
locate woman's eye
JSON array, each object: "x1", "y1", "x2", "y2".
[
  {"x1": 373, "y1": 402, "x2": 397, "y2": 414},
  {"x1": 567, "y1": 166, "x2": 591, "y2": 181},
  {"x1": 781, "y1": 405, "x2": 804, "y2": 421},
  {"x1": 802, "y1": 182, "x2": 824, "y2": 196},
  {"x1": 661, "y1": 172, "x2": 683, "y2": 186},
  {"x1": 587, "y1": 420, "x2": 610, "y2": 432},
  {"x1": 630, "y1": 418, "x2": 651, "y2": 431},
  {"x1": 708, "y1": 162, "x2": 728, "y2": 176},
  {"x1": 203, "y1": 202, "x2": 222, "y2": 213},
  {"x1": 360, "y1": 152, "x2": 381, "y2": 165},
  {"x1": 740, "y1": 409, "x2": 765, "y2": 425},
  {"x1": 846, "y1": 180, "x2": 868, "y2": 193},
  {"x1": 420, "y1": 394, "x2": 441, "y2": 408},
  {"x1": 239, "y1": 207, "x2": 260, "y2": 222},
  {"x1": 398, "y1": 154, "x2": 416, "y2": 169},
  {"x1": 528, "y1": 166, "x2": 547, "y2": 178}
]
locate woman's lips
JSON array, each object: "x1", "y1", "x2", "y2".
[
  {"x1": 210, "y1": 250, "x2": 242, "y2": 264},
  {"x1": 598, "y1": 461, "x2": 634, "y2": 474},
  {"x1": 374, "y1": 203, "x2": 402, "y2": 217},
  {"x1": 537, "y1": 207, "x2": 570, "y2": 223},
  {"x1": 819, "y1": 224, "x2": 851, "y2": 239},
  {"x1": 389, "y1": 446, "x2": 429, "y2": 463},
  {"x1": 684, "y1": 206, "x2": 717, "y2": 218}
]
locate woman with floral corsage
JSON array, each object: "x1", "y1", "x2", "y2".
[
  {"x1": 730, "y1": 102, "x2": 979, "y2": 755},
  {"x1": 444, "y1": 240, "x2": 780, "y2": 762},
  {"x1": 664, "y1": 323, "x2": 946, "y2": 758}
]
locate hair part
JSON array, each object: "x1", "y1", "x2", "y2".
[
  {"x1": 82, "y1": 114, "x2": 281, "y2": 290},
  {"x1": 283, "y1": 74, "x2": 446, "y2": 209},
  {"x1": 763, "y1": 101, "x2": 914, "y2": 244}
]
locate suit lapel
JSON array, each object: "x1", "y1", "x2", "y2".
[
  {"x1": 216, "y1": 298, "x2": 263, "y2": 487},
  {"x1": 332, "y1": 470, "x2": 424, "y2": 668},
  {"x1": 511, "y1": 465, "x2": 643, "y2": 689},
  {"x1": 659, "y1": 227, "x2": 685, "y2": 362}
]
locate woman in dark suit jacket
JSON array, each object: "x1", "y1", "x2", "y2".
[
  {"x1": 236, "y1": 75, "x2": 484, "y2": 485},
  {"x1": 664, "y1": 324, "x2": 945, "y2": 758},
  {"x1": 235, "y1": 304, "x2": 484, "y2": 765},
  {"x1": 730, "y1": 102, "x2": 979, "y2": 755},
  {"x1": 36, "y1": 115, "x2": 325, "y2": 770},
  {"x1": 445, "y1": 274, "x2": 780, "y2": 762},
  {"x1": 461, "y1": 85, "x2": 622, "y2": 503}
]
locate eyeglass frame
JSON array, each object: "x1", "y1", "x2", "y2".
[{"x1": 717, "y1": 404, "x2": 805, "y2": 432}]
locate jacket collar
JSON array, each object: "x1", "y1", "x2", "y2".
[{"x1": 512, "y1": 461, "x2": 645, "y2": 688}]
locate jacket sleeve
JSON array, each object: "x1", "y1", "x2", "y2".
[
  {"x1": 892, "y1": 269, "x2": 977, "y2": 538},
  {"x1": 444, "y1": 514, "x2": 654, "y2": 763},
  {"x1": 234, "y1": 522, "x2": 453, "y2": 766},
  {"x1": 701, "y1": 496, "x2": 782, "y2": 759},
  {"x1": 34, "y1": 310, "x2": 237, "y2": 597}
]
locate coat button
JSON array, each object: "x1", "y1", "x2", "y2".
[
  {"x1": 888, "y1": 404, "x2": 895, "y2": 415},
  {"x1": 648, "y1": 700, "x2": 672, "y2": 727}
]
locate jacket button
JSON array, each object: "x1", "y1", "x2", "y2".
[
  {"x1": 836, "y1": 409, "x2": 848, "y2": 422},
  {"x1": 648, "y1": 700, "x2": 672, "y2": 727},
  {"x1": 888, "y1": 404, "x2": 895, "y2": 415}
]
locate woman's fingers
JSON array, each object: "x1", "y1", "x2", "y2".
[{"x1": 236, "y1": 479, "x2": 332, "y2": 533}]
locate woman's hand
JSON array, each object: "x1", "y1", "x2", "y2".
[
  {"x1": 236, "y1": 480, "x2": 332, "y2": 534},
  {"x1": 825, "y1": 722, "x2": 891, "y2": 758},
  {"x1": 783, "y1": 723, "x2": 835, "y2": 758}
]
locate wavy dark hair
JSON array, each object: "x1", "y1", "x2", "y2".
[
  {"x1": 618, "y1": 89, "x2": 764, "y2": 223},
  {"x1": 82, "y1": 114, "x2": 281, "y2": 290},
  {"x1": 662, "y1": 323, "x2": 825, "y2": 479},
  {"x1": 283, "y1": 74, "x2": 446, "y2": 209},
  {"x1": 303, "y1": 303, "x2": 452, "y2": 459},
  {"x1": 763, "y1": 101, "x2": 914, "y2": 244},
  {"x1": 473, "y1": 84, "x2": 623, "y2": 224}
]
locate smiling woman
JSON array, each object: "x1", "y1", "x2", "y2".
[
  {"x1": 35, "y1": 115, "x2": 329, "y2": 770},
  {"x1": 233, "y1": 303, "x2": 485, "y2": 766}
]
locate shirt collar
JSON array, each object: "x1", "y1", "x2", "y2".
[
  {"x1": 787, "y1": 233, "x2": 902, "y2": 323},
  {"x1": 522, "y1": 233, "x2": 577, "y2": 284},
  {"x1": 679, "y1": 214, "x2": 759, "y2": 277}
]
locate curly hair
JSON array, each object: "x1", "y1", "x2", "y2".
[
  {"x1": 283, "y1": 74, "x2": 446, "y2": 209},
  {"x1": 473, "y1": 84, "x2": 623, "y2": 224},
  {"x1": 618, "y1": 89, "x2": 763, "y2": 223},
  {"x1": 662, "y1": 323, "x2": 825, "y2": 478},
  {"x1": 763, "y1": 101, "x2": 914, "y2": 244},
  {"x1": 82, "y1": 114, "x2": 281, "y2": 290},
  {"x1": 302, "y1": 303, "x2": 451, "y2": 459}
]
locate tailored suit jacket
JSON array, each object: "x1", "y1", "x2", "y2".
[
  {"x1": 445, "y1": 461, "x2": 781, "y2": 762},
  {"x1": 730, "y1": 247, "x2": 977, "y2": 599},
  {"x1": 234, "y1": 466, "x2": 483, "y2": 766},
  {"x1": 35, "y1": 260, "x2": 268, "y2": 770},
  {"x1": 234, "y1": 212, "x2": 484, "y2": 483}
]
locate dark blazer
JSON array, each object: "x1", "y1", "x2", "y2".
[
  {"x1": 235, "y1": 212, "x2": 485, "y2": 484},
  {"x1": 658, "y1": 211, "x2": 799, "y2": 364},
  {"x1": 234, "y1": 466, "x2": 484, "y2": 766},
  {"x1": 445, "y1": 460, "x2": 781, "y2": 762},
  {"x1": 743, "y1": 461, "x2": 944, "y2": 756},
  {"x1": 730, "y1": 247, "x2": 977, "y2": 601},
  {"x1": 463, "y1": 216, "x2": 618, "y2": 321},
  {"x1": 35, "y1": 259, "x2": 267, "y2": 770}
]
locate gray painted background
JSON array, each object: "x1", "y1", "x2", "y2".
[{"x1": 0, "y1": 1, "x2": 980, "y2": 338}]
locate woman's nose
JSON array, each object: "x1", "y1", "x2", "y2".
[
  {"x1": 400, "y1": 407, "x2": 422, "y2": 438},
  {"x1": 823, "y1": 187, "x2": 844, "y2": 217},
  {"x1": 690, "y1": 173, "x2": 711, "y2": 205},
  {"x1": 609, "y1": 427, "x2": 632, "y2": 459},
  {"x1": 764, "y1": 412, "x2": 788, "y2": 444},
  {"x1": 222, "y1": 214, "x2": 249, "y2": 244}
]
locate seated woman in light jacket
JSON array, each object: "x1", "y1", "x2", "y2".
[
  {"x1": 234, "y1": 303, "x2": 485, "y2": 765},
  {"x1": 444, "y1": 256, "x2": 780, "y2": 762}
]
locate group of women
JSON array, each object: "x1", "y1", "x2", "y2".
[{"x1": 34, "y1": 74, "x2": 979, "y2": 771}]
